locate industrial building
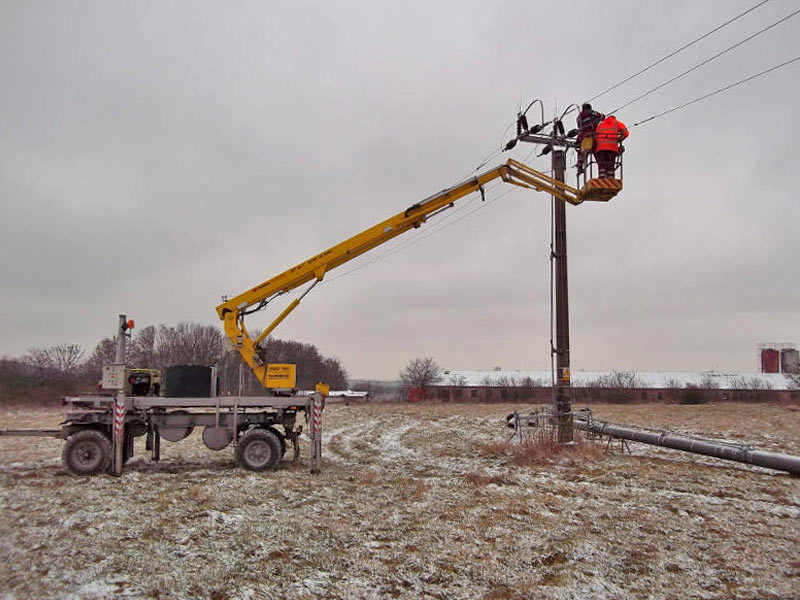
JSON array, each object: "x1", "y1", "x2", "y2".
[
  {"x1": 758, "y1": 343, "x2": 799, "y2": 374},
  {"x1": 429, "y1": 369, "x2": 799, "y2": 404}
]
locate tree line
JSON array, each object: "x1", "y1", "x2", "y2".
[
  {"x1": 396, "y1": 359, "x2": 800, "y2": 403},
  {"x1": 0, "y1": 322, "x2": 348, "y2": 406}
]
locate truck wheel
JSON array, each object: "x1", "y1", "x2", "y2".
[
  {"x1": 266, "y1": 426, "x2": 287, "y2": 459},
  {"x1": 236, "y1": 428, "x2": 281, "y2": 472},
  {"x1": 62, "y1": 430, "x2": 112, "y2": 476}
]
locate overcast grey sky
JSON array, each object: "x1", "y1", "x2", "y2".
[{"x1": 1, "y1": 1, "x2": 798, "y2": 379}]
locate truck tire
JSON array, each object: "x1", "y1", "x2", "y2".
[
  {"x1": 266, "y1": 426, "x2": 287, "y2": 459},
  {"x1": 236, "y1": 428, "x2": 281, "y2": 472},
  {"x1": 63, "y1": 430, "x2": 112, "y2": 476}
]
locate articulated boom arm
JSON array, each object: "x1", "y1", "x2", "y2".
[{"x1": 216, "y1": 158, "x2": 586, "y2": 387}]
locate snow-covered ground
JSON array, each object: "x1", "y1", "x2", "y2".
[{"x1": 0, "y1": 403, "x2": 799, "y2": 599}]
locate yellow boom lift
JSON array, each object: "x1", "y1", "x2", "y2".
[{"x1": 216, "y1": 158, "x2": 621, "y2": 388}]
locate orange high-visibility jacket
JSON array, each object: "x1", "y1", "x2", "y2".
[{"x1": 595, "y1": 116, "x2": 629, "y2": 153}]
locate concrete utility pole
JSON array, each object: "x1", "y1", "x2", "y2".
[
  {"x1": 518, "y1": 126, "x2": 574, "y2": 443},
  {"x1": 551, "y1": 150, "x2": 573, "y2": 443}
]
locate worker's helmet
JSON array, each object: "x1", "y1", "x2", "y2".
[{"x1": 582, "y1": 102, "x2": 592, "y2": 111}]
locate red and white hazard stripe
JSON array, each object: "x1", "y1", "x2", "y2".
[
  {"x1": 113, "y1": 399, "x2": 125, "y2": 437},
  {"x1": 312, "y1": 399, "x2": 322, "y2": 437}
]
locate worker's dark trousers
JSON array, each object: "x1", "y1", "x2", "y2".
[{"x1": 595, "y1": 150, "x2": 617, "y2": 178}]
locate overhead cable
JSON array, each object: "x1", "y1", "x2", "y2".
[
  {"x1": 631, "y1": 54, "x2": 800, "y2": 127},
  {"x1": 323, "y1": 160, "x2": 541, "y2": 284},
  {"x1": 324, "y1": 184, "x2": 504, "y2": 283},
  {"x1": 610, "y1": 6, "x2": 800, "y2": 115},
  {"x1": 589, "y1": 0, "x2": 772, "y2": 103}
]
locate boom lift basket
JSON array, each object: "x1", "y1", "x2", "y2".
[
  {"x1": 576, "y1": 150, "x2": 624, "y2": 203},
  {"x1": 578, "y1": 177, "x2": 623, "y2": 203}
]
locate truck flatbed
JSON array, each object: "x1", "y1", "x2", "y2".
[
  {"x1": 63, "y1": 395, "x2": 313, "y2": 410},
  {"x1": 0, "y1": 391, "x2": 325, "y2": 476}
]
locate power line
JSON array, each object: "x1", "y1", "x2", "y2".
[
  {"x1": 320, "y1": 131, "x2": 553, "y2": 285},
  {"x1": 472, "y1": 148, "x2": 504, "y2": 172},
  {"x1": 589, "y1": 0, "x2": 772, "y2": 103},
  {"x1": 631, "y1": 54, "x2": 800, "y2": 127},
  {"x1": 323, "y1": 188, "x2": 495, "y2": 283},
  {"x1": 323, "y1": 164, "x2": 539, "y2": 285},
  {"x1": 323, "y1": 196, "x2": 483, "y2": 282},
  {"x1": 323, "y1": 51, "x2": 800, "y2": 286},
  {"x1": 290, "y1": 7, "x2": 793, "y2": 297},
  {"x1": 326, "y1": 162, "x2": 514, "y2": 283},
  {"x1": 321, "y1": 148, "x2": 513, "y2": 286},
  {"x1": 610, "y1": 6, "x2": 800, "y2": 115},
  {"x1": 317, "y1": 7, "x2": 787, "y2": 290}
]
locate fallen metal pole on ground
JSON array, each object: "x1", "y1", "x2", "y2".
[{"x1": 573, "y1": 410, "x2": 800, "y2": 476}]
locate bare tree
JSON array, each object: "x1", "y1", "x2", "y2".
[
  {"x1": 520, "y1": 375, "x2": 544, "y2": 387},
  {"x1": 80, "y1": 321, "x2": 350, "y2": 395},
  {"x1": 698, "y1": 372, "x2": 720, "y2": 389},
  {"x1": 595, "y1": 370, "x2": 640, "y2": 388},
  {"x1": 24, "y1": 344, "x2": 84, "y2": 380},
  {"x1": 321, "y1": 357, "x2": 348, "y2": 390},
  {"x1": 155, "y1": 322, "x2": 227, "y2": 367},
  {"x1": 48, "y1": 344, "x2": 84, "y2": 373},
  {"x1": 494, "y1": 375, "x2": 520, "y2": 387},
  {"x1": 745, "y1": 376, "x2": 772, "y2": 391},
  {"x1": 130, "y1": 325, "x2": 157, "y2": 368},
  {"x1": 448, "y1": 374, "x2": 467, "y2": 387},
  {"x1": 0, "y1": 357, "x2": 41, "y2": 398},
  {"x1": 399, "y1": 357, "x2": 442, "y2": 400},
  {"x1": 24, "y1": 347, "x2": 54, "y2": 379},
  {"x1": 83, "y1": 337, "x2": 116, "y2": 378},
  {"x1": 257, "y1": 337, "x2": 348, "y2": 390},
  {"x1": 585, "y1": 370, "x2": 641, "y2": 404},
  {"x1": 729, "y1": 375, "x2": 748, "y2": 390}
]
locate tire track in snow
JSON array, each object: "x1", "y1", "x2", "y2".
[
  {"x1": 324, "y1": 414, "x2": 495, "y2": 476},
  {"x1": 323, "y1": 421, "x2": 378, "y2": 464}
]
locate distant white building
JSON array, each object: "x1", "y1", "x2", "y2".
[
  {"x1": 429, "y1": 369, "x2": 799, "y2": 403},
  {"x1": 439, "y1": 369, "x2": 795, "y2": 390}
]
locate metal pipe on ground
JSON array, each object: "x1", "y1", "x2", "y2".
[
  {"x1": 573, "y1": 411, "x2": 800, "y2": 476},
  {"x1": 0, "y1": 429, "x2": 61, "y2": 437}
]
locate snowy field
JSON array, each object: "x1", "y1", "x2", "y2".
[{"x1": 1, "y1": 402, "x2": 799, "y2": 599}]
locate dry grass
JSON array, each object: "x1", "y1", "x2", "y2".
[
  {"x1": 0, "y1": 403, "x2": 799, "y2": 599},
  {"x1": 463, "y1": 470, "x2": 516, "y2": 487},
  {"x1": 474, "y1": 441, "x2": 514, "y2": 458},
  {"x1": 513, "y1": 436, "x2": 606, "y2": 466},
  {"x1": 478, "y1": 436, "x2": 606, "y2": 467}
]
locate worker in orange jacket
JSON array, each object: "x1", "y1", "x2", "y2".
[{"x1": 593, "y1": 115, "x2": 629, "y2": 178}]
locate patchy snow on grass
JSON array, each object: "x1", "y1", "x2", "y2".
[{"x1": 0, "y1": 403, "x2": 799, "y2": 599}]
